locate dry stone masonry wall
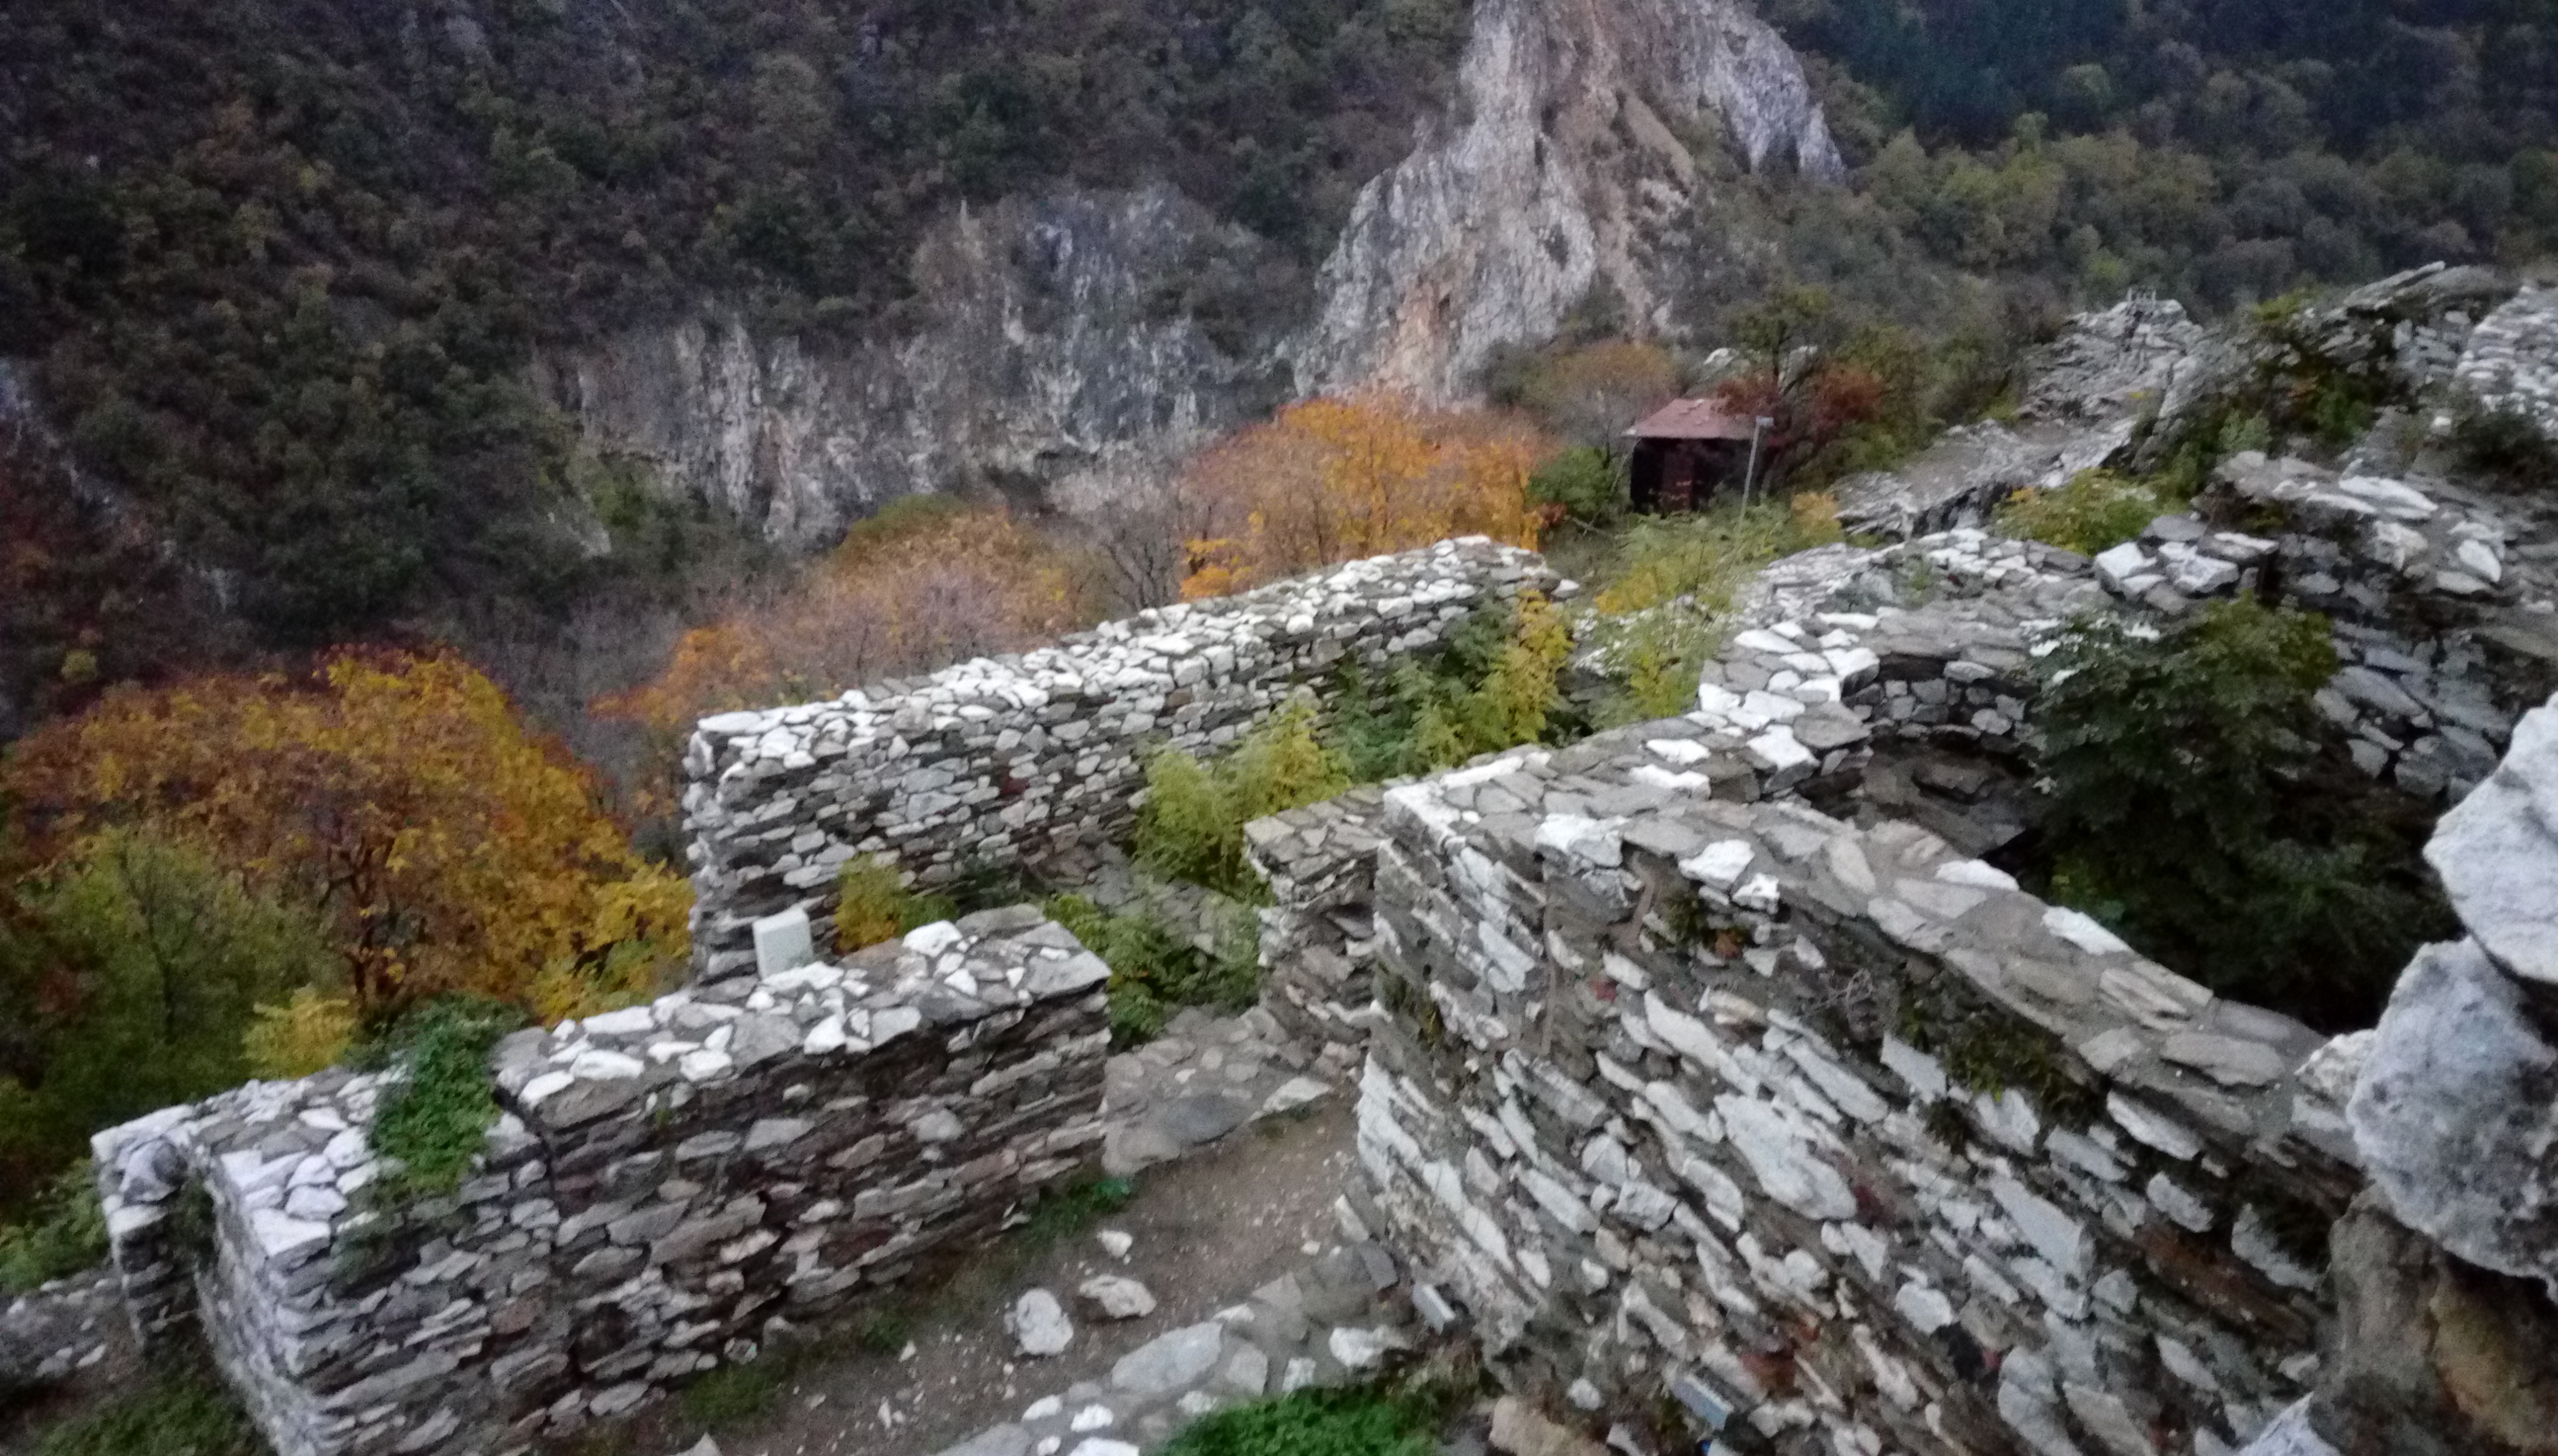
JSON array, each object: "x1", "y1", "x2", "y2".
[
  {"x1": 92, "y1": 911, "x2": 1114, "y2": 1456},
  {"x1": 2234, "y1": 687, "x2": 2558, "y2": 1455},
  {"x1": 681, "y1": 539, "x2": 1557, "y2": 979},
  {"x1": 1343, "y1": 726, "x2": 2358, "y2": 1456}
]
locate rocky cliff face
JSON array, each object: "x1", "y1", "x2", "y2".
[
  {"x1": 548, "y1": 0, "x2": 1843, "y2": 549},
  {"x1": 539, "y1": 187, "x2": 1284, "y2": 547},
  {"x1": 1294, "y1": 0, "x2": 1840, "y2": 402}
]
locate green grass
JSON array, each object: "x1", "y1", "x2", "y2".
[
  {"x1": 679, "y1": 1360, "x2": 790, "y2": 1430},
  {"x1": 31, "y1": 1367, "x2": 266, "y2": 1456},
  {"x1": 1157, "y1": 1390, "x2": 1438, "y2": 1456}
]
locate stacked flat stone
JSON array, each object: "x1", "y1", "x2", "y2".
[
  {"x1": 2453, "y1": 282, "x2": 2558, "y2": 438},
  {"x1": 92, "y1": 910, "x2": 1114, "y2": 1456},
  {"x1": 1347, "y1": 722, "x2": 2356, "y2": 1456},
  {"x1": 2177, "y1": 451, "x2": 2557, "y2": 798},
  {"x1": 2235, "y1": 690, "x2": 2558, "y2": 1455},
  {"x1": 1244, "y1": 785, "x2": 1392, "y2": 1069},
  {"x1": 0, "y1": 1268, "x2": 122, "y2": 1395},
  {"x1": 681, "y1": 539, "x2": 1558, "y2": 979}
]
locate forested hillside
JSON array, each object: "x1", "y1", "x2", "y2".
[
  {"x1": 0, "y1": 0, "x2": 1468, "y2": 676},
  {"x1": 1771, "y1": 0, "x2": 2558, "y2": 307}
]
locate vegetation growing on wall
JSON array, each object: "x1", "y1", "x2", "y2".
[
  {"x1": 1045, "y1": 895, "x2": 1259, "y2": 1045},
  {"x1": 362, "y1": 998, "x2": 525, "y2": 1206},
  {"x1": 1994, "y1": 468, "x2": 2179, "y2": 556},
  {"x1": 2032, "y1": 598, "x2": 2455, "y2": 1029}
]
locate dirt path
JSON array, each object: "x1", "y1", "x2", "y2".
[{"x1": 601, "y1": 1099, "x2": 1363, "y2": 1456}]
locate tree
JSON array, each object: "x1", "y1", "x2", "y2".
[
  {"x1": 599, "y1": 499, "x2": 1090, "y2": 742},
  {"x1": 1178, "y1": 393, "x2": 1550, "y2": 599},
  {"x1": 6, "y1": 653, "x2": 689, "y2": 1016},
  {"x1": 1508, "y1": 341, "x2": 1682, "y2": 449},
  {"x1": 0, "y1": 828, "x2": 336, "y2": 1192}
]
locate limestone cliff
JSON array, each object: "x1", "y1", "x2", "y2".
[
  {"x1": 547, "y1": 0, "x2": 1842, "y2": 549},
  {"x1": 1294, "y1": 0, "x2": 1841, "y2": 402},
  {"x1": 537, "y1": 188, "x2": 1283, "y2": 547}
]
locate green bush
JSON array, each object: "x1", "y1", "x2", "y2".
[
  {"x1": 364, "y1": 997, "x2": 526, "y2": 1204},
  {"x1": 1592, "y1": 500, "x2": 1813, "y2": 615},
  {"x1": 0, "y1": 828, "x2": 338, "y2": 1205},
  {"x1": 1326, "y1": 595, "x2": 1577, "y2": 781},
  {"x1": 1135, "y1": 702, "x2": 1350, "y2": 900},
  {"x1": 2453, "y1": 408, "x2": 2558, "y2": 491},
  {"x1": 0, "y1": 1157, "x2": 107, "y2": 1292},
  {"x1": 1045, "y1": 895, "x2": 1257, "y2": 1044},
  {"x1": 1157, "y1": 1390, "x2": 1437, "y2": 1456},
  {"x1": 1993, "y1": 469, "x2": 2171, "y2": 555},
  {"x1": 1528, "y1": 447, "x2": 1628, "y2": 527},
  {"x1": 2034, "y1": 598, "x2": 2455, "y2": 1028},
  {"x1": 31, "y1": 1366, "x2": 265, "y2": 1456}
]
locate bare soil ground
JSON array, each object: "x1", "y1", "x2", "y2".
[{"x1": 578, "y1": 1098, "x2": 1361, "y2": 1456}]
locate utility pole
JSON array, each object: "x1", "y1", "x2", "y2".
[{"x1": 1742, "y1": 416, "x2": 1775, "y2": 510}]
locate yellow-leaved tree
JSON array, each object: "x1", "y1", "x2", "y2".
[
  {"x1": 600, "y1": 499, "x2": 1089, "y2": 747},
  {"x1": 6, "y1": 652, "x2": 690, "y2": 1036},
  {"x1": 1178, "y1": 393, "x2": 1551, "y2": 599}
]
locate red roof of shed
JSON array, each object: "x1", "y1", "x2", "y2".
[{"x1": 1627, "y1": 398, "x2": 1754, "y2": 441}]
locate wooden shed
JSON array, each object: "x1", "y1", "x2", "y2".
[{"x1": 1627, "y1": 398, "x2": 1756, "y2": 514}]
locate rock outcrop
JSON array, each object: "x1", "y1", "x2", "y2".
[
  {"x1": 2231, "y1": 688, "x2": 2558, "y2": 1456},
  {"x1": 552, "y1": 0, "x2": 1845, "y2": 547},
  {"x1": 1293, "y1": 0, "x2": 1841, "y2": 403},
  {"x1": 542, "y1": 187, "x2": 1280, "y2": 547}
]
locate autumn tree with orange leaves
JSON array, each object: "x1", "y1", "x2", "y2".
[
  {"x1": 4, "y1": 652, "x2": 690, "y2": 1022},
  {"x1": 600, "y1": 499, "x2": 1088, "y2": 746},
  {"x1": 1177, "y1": 393, "x2": 1552, "y2": 599}
]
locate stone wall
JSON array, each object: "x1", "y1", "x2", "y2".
[
  {"x1": 2236, "y1": 688, "x2": 2558, "y2": 1455},
  {"x1": 1331, "y1": 724, "x2": 2362, "y2": 1455},
  {"x1": 92, "y1": 911, "x2": 1113, "y2": 1456},
  {"x1": 680, "y1": 539, "x2": 1558, "y2": 980}
]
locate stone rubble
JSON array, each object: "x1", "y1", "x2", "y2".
[
  {"x1": 920, "y1": 1225, "x2": 1414, "y2": 1456},
  {"x1": 681, "y1": 539, "x2": 1556, "y2": 979}
]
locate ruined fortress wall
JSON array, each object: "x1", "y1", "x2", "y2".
[
  {"x1": 92, "y1": 911, "x2": 1112, "y2": 1456},
  {"x1": 679, "y1": 540, "x2": 1557, "y2": 980},
  {"x1": 1328, "y1": 723, "x2": 2362, "y2": 1456}
]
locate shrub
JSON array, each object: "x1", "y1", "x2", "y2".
[
  {"x1": 1157, "y1": 1390, "x2": 1437, "y2": 1456},
  {"x1": 364, "y1": 997, "x2": 526, "y2": 1204},
  {"x1": 1328, "y1": 595, "x2": 1577, "y2": 780},
  {"x1": 0, "y1": 1158, "x2": 108, "y2": 1292},
  {"x1": 1593, "y1": 501, "x2": 1808, "y2": 615},
  {"x1": 2453, "y1": 407, "x2": 2558, "y2": 491},
  {"x1": 1527, "y1": 446, "x2": 1627, "y2": 528},
  {"x1": 1045, "y1": 894, "x2": 1257, "y2": 1044},
  {"x1": 1135, "y1": 702, "x2": 1348, "y2": 899},
  {"x1": 1993, "y1": 469, "x2": 2170, "y2": 555},
  {"x1": 242, "y1": 987, "x2": 360, "y2": 1080},
  {"x1": 2034, "y1": 598, "x2": 2455, "y2": 1027},
  {"x1": 835, "y1": 855, "x2": 915, "y2": 951}
]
